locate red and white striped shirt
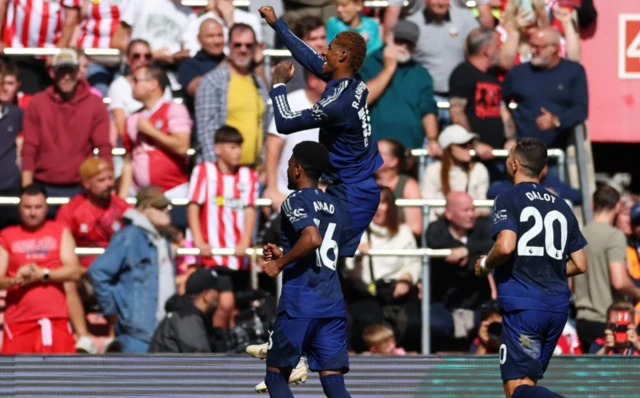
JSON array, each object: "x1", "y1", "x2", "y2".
[
  {"x1": 78, "y1": 0, "x2": 128, "y2": 49},
  {"x1": 2, "y1": 0, "x2": 81, "y2": 49},
  {"x1": 188, "y1": 162, "x2": 258, "y2": 271}
]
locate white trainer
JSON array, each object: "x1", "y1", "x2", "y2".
[
  {"x1": 246, "y1": 342, "x2": 269, "y2": 359},
  {"x1": 254, "y1": 359, "x2": 308, "y2": 393}
]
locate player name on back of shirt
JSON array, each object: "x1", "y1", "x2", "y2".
[{"x1": 525, "y1": 189, "x2": 557, "y2": 203}]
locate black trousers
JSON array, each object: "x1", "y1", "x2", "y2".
[{"x1": 576, "y1": 319, "x2": 606, "y2": 353}]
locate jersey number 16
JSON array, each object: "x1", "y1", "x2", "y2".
[
  {"x1": 517, "y1": 206, "x2": 568, "y2": 260},
  {"x1": 313, "y1": 218, "x2": 339, "y2": 271}
]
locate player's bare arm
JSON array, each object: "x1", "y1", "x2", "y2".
[
  {"x1": 475, "y1": 230, "x2": 517, "y2": 276},
  {"x1": 263, "y1": 226, "x2": 322, "y2": 278},
  {"x1": 565, "y1": 248, "x2": 587, "y2": 277}
]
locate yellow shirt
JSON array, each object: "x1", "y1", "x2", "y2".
[{"x1": 226, "y1": 73, "x2": 265, "y2": 166}]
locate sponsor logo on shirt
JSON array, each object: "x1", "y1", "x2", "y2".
[
  {"x1": 493, "y1": 209, "x2": 508, "y2": 224},
  {"x1": 11, "y1": 237, "x2": 58, "y2": 260}
]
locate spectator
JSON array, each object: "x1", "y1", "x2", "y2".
[
  {"x1": 0, "y1": 61, "x2": 32, "y2": 109},
  {"x1": 421, "y1": 125, "x2": 489, "y2": 202},
  {"x1": 590, "y1": 302, "x2": 640, "y2": 356},
  {"x1": 0, "y1": 97, "x2": 22, "y2": 230},
  {"x1": 149, "y1": 268, "x2": 219, "y2": 353},
  {"x1": 498, "y1": 0, "x2": 581, "y2": 71},
  {"x1": 359, "y1": 20, "x2": 439, "y2": 156},
  {"x1": 345, "y1": 187, "x2": 421, "y2": 352},
  {"x1": 326, "y1": 0, "x2": 382, "y2": 55},
  {"x1": 375, "y1": 139, "x2": 423, "y2": 236},
  {"x1": 281, "y1": 0, "x2": 336, "y2": 27},
  {"x1": 113, "y1": 0, "x2": 195, "y2": 69},
  {"x1": 21, "y1": 49, "x2": 111, "y2": 205},
  {"x1": 574, "y1": 185, "x2": 640, "y2": 351},
  {"x1": 362, "y1": 324, "x2": 407, "y2": 355},
  {"x1": 108, "y1": 39, "x2": 173, "y2": 140},
  {"x1": 187, "y1": 126, "x2": 259, "y2": 330},
  {"x1": 119, "y1": 65, "x2": 192, "y2": 201},
  {"x1": 616, "y1": 195, "x2": 635, "y2": 239},
  {"x1": 264, "y1": 71, "x2": 324, "y2": 211},
  {"x1": 75, "y1": 50, "x2": 103, "y2": 98},
  {"x1": 285, "y1": 16, "x2": 327, "y2": 93},
  {"x1": 183, "y1": 0, "x2": 263, "y2": 56},
  {"x1": 195, "y1": 24, "x2": 271, "y2": 167},
  {"x1": 426, "y1": 191, "x2": 495, "y2": 351},
  {"x1": 0, "y1": 184, "x2": 85, "y2": 354},
  {"x1": 626, "y1": 203, "x2": 640, "y2": 286},
  {"x1": 469, "y1": 301, "x2": 502, "y2": 355},
  {"x1": 177, "y1": 19, "x2": 226, "y2": 119},
  {"x1": 56, "y1": 158, "x2": 130, "y2": 269},
  {"x1": 383, "y1": 0, "x2": 495, "y2": 41},
  {"x1": 76, "y1": 0, "x2": 129, "y2": 96},
  {"x1": 449, "y1": 27, "x2": 515, "y2": 175},
  {"x1": 0, "y1": 0, "x2": 80, "y2": 93},
  {"x1": 89, "y1": 186, "x2": 176, "y2": 353},
  {"x1": 502, "y1": 26, "x2": 588, "y2": 151},
  {"x1": 405, "y1": 0, "x2": 479, "y2": 128}
]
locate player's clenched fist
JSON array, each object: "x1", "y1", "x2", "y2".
[
  {"x1": 272, "y1": 61, "x2": 296, "y2": 85},
  {"x1": 258, "y1": 6, "x2": 277, "y2": 25},
  {"x1": 263, "y1": 243, "x2": 283, "y2": 262}
]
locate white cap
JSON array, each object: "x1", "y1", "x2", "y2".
[{"x1": 437, "y1": 124, "x2": 478, "y2": 149}]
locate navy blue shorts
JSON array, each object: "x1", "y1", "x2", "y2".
[
  {"x1": 500, "y1": 310, "x2": 567, "y2": 382},
  {"x1": 325, "y1": 178, "x2": 379, "y2": 257},
  {"x1": 266, "y1": 313, "x2": 349, "y2": 374}
]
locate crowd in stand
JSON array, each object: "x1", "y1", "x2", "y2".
[{"x1": 0, "y1": 0, "x2": 637, "y2": 359}]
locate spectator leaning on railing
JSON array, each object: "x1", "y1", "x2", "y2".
[
  {"x1": 21, "y1": 49, "x2": 112, "y2": 206},
  {"x1": 0, "y1": 184, "x2": 87, "y2": 354},
  {"x1": 89, "y1": 186, "x2": 176, "y2": 354}
]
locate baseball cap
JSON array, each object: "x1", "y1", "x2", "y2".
[
  {"x1": 135, "y1": 185, "x2": 171, "y2": 209},
  {"x1": 52, "y1": 48, "x2": 79, "y2": 71},
  {"x1": 393, "y1": 20, "x2": 420, "y2": 46},
  {"x1": 185, "y1": 268, "x2": 219, "y2": 295},
  {"x1": 631, "y1": 203, "x2": 640, "y2": 226},
  {"x1": 437, "y1": 124, "x2": 478, "y2": 150},
  {"x1": 79, "y1": 157, "x2": 113, "y2": 180}
]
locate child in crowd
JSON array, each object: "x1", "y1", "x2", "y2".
[
  {"x1": 326, "y1": 0, "x2": 382, "y2": 55},
  {"x1": 362, "y1": 324, "x2": 407, "y2": 355},
  {"x1": 187, "y1": 125, "x2": 259, "y2": 330}
]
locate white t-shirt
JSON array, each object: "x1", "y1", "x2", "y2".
[
  {"x1": 108, "y1": 76, "x2": 173, "y2": 115},
  {"x1": 267, "y1": 89, "x2": 319, "y2": 194},
  {"x1": 183, "y1": 10, "x2": 263, "y2": 57},
  {"x1": 120, "y1": 0, "x2": 196, "y2": 54}
]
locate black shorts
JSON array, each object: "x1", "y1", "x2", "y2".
[{"x1": 211, "y1": 267, "x2": 251, "y2": 293}]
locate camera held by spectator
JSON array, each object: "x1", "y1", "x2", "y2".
[
  {"x1": 470, "y1": 300, "x2": 503, "y2": 355},
  {"x1": 591, "y1": 302, "x2": 640, "y2": 356}
]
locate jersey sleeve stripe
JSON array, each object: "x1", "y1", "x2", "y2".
[
  {"x1": 318, "y1": 80, "x2": 348, "y2": 107},
  {"x1": 274, "y1": 95, "x2": 302, "y2": 120}
]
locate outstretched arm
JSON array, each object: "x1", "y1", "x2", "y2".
[{"x1": 259, "y1": 6, "x2": 326, "y2": 80}]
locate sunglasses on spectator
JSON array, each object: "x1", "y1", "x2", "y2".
[
  {"x1": 131, "y1": 53, "x2": 152, "y2": 60},
  {"x1": 151, "y1": 204, "x2": 172, "y2": 212},
  {"x1": 231, "y1": 42, "x2": 255, "y2": 49}
]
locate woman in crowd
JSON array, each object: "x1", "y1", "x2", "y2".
[
  {"x1": 376, "y1": 139, "x2": 422, "y2": 236},
  {"x1": 421, "y1": 125, "x2": 489, "y2": 203},
  {"x1": 345, "y1": 187, "x2": 421, "y2": 352},
  {"x1": 107, "y1": 39, "x2": 173, "y2": 140}
]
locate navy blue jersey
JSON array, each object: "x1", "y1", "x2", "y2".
[
  {"x1": 492, "y1": 182, "x2": 587, "y2": 313},
  {"x1": 271, "y1": 19, "x2": 383, "y2": 184},
  {"x1": 278, "y1": 188, "x2": 346, "y2": 319}
]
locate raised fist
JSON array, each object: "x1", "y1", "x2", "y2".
[{"x1": 259, "y1": 6, "x2": 277, "y2": 25}]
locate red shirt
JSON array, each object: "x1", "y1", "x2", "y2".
[
  {"x1": 78, "y1": 0, "x2": 127, "y2": 49},
  {"x1": 0, "y1": 221, "x2": 69, "y2": 324},
  {"x1": 56, "y1": 192, "x2": 131, "y2": 267}
]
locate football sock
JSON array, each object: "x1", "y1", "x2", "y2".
[
  {"x1": 320, "y1": 374, "x2": 351, "y2": 398},
  {"x1": 265, "y1": 369, "x2": 294, "y2": 398},
  {"x1": 513, "y1": 385, "x2": 565, "y2": 398}
]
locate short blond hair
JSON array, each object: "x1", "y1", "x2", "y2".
[{"x1": 362, "y1": 324, "x2": 394, "y2": 348}]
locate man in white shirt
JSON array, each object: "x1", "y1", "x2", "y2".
[
  {"x1": 263, "y1": 70, "x2": 325, "y2": 211},
  {"x1": 116, "y1": 0, "x2": 196, "y2": 65},
  {"x1": 183, "y1": 0, "x2": 263, "y2": 56}
]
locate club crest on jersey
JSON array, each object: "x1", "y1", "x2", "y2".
[{"x1": 155, "y1": 120, "x2": 164, "y2": 129}]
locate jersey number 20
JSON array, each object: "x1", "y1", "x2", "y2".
[
  {"x1": 517, "y1": 206, "x2": 568, "y2": 260},
  {"x1": 314, "y1": 219, "x2": 339, "y2": 270}
]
